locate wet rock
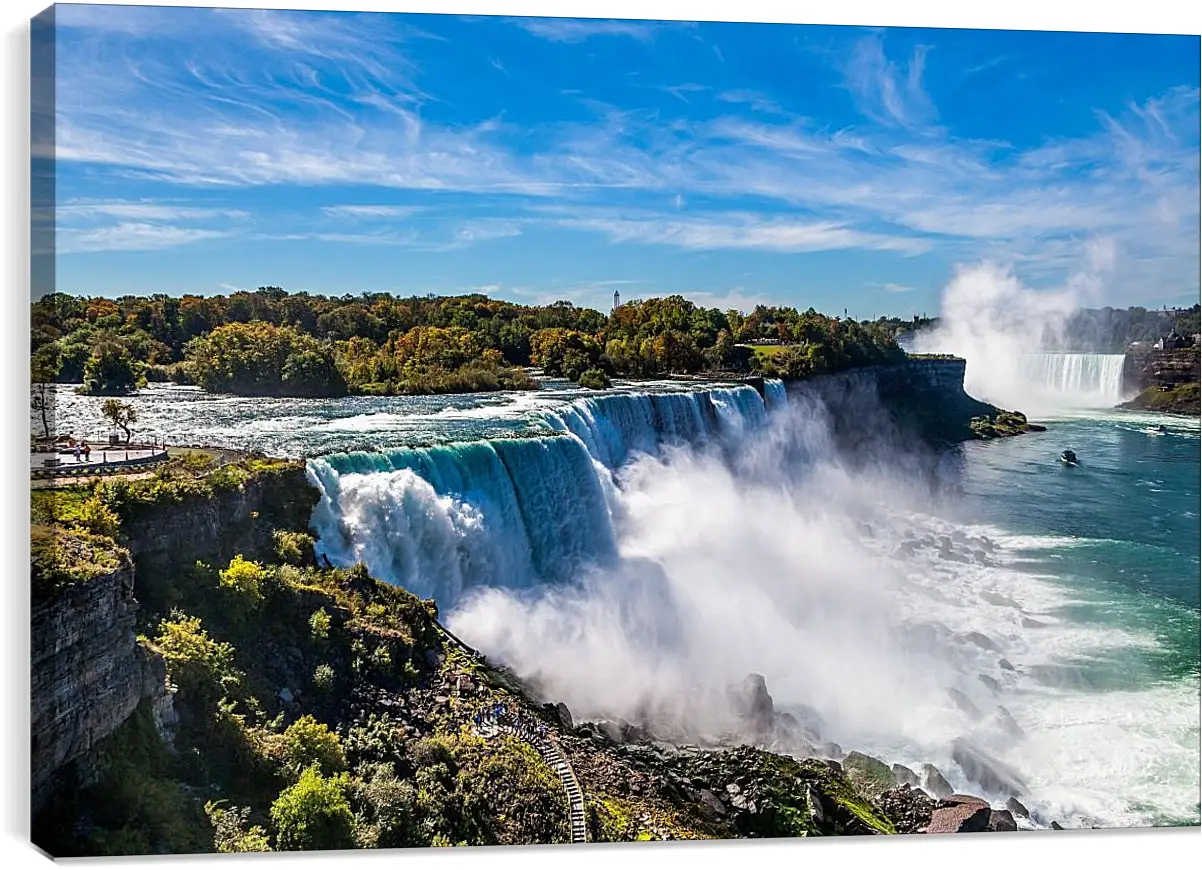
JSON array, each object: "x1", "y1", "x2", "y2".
[
  {"x1": 820, "y1": 759, "x2": 844, "y2": 775},
  {"x1": 989, "y1": 809, "x2": 1018, "y2": 831},
  {"x1": 819, "y1": 742, "x2": 844, "y2": 760},
  {"x1": 926, "y1": 796, "x2": 992, "y2": 834},
  {"x1": 978, "y1": 674, "x2": 1002, "y2": 693},
  {"x1": 994, "y1": 706, "x2": 1024, "y2": 740},
  {"x1": 278, "y1": 687, "x2": 294, "y2": 704},
  {"x1": 595, "y1": 719, "x2": 624, "y2": 745},
  {"x1": 1050, "y1": 821, "x2": 1065, "y2": 830},
  {"x1": 1006, "y1": 797, "x2": 1030, "y2": 818},
  {"x1": 919, "y1": 763, "x2": 954, "y2": 800},
  {"x1": 952, "y1": 738, "x2": 1029, "y2": 796},
  {"x1": 998, "y1": 658, "x2": 1016, "y2": 671},
  {"x1": 948, "y1": 688, "x2": 983, "y2": 719},
  {"x1": 877, "y1": 784, "x2": 935, "y2": 834},
  {"x1": 805, "y1": 783, "x2": 826, "y2": 825},
  {"x1": 963, "y1": 631, "x2": 1002, "y2": 652},
  {"x1": 697, "y1": 789, "x2": 726, "y2": 819},
  {"x1": 892, "y1": 763, "x2": 920, "y2": 788},
  {"x1": 554, "y1": 702, "x2": 574, "y2": 731},
  {"x1": 727, "y1": 673, "x2": 775, "y2": 734},
  {"x1": 844, "y1": 751, "x2": 895, "y2": 798}
]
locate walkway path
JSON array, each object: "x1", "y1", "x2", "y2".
[{"x1": 476, "y1": 718, "x2": 588, "y2": 843}]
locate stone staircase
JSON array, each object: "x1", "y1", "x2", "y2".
[{"x1": 477, "y1": 721, "x2": 588, "y2": 843}]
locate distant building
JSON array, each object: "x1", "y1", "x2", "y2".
[
  {"x1": 613, "y1": 290, "x2": 620, "y2": 311},
  {"x1": 1154, "y1": 331, "x2": 1193, "y2": 350}
]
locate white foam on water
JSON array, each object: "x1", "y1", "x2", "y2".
[{"x1": 304, "y1": 379, "x2": 1199, "y2": 830}]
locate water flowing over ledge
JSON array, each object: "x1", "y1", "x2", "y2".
[{"x1": 307, "y1": 382, "x2": 783, "y2": 603}]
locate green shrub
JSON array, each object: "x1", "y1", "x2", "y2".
[
  {"x1": 273, "y1": 530, "x2": 315, "y2": 566},
  {"x1": 218, "y1": 555, "x2": 266, "y2": 604},
  {"x1": 75, "y1": 495, "x2": 122, "y2": 539},
  {"x1": 270, "y1": 766, "x2": 356, "y2": 851},
  {"x1": 205, "y1": 802, "x2": 273, "y2": 853},
  {"x1": 577, "y1": 368, "x2": 611, "y2": 390},
  {"x1": 313, "y1": 664, "x2": 335, "y2": 694},
  {"x1": 309, "y1": 607, "x2": 332, "y2": 641},
  {"x1": 280, "y1": 715, "x2": 346, "y2": 777},
  {"x1": 150, "y1": 613, "x2": 242, "y2": 710},
  {"x1": 30, "y1": 525, "x2": 128, "y2": 603}
]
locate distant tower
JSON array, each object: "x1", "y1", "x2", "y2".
[{"x1": 613, "y1": 290, "x2": 620, "y2": 311}]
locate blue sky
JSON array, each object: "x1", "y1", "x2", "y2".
[{"x1": 42, "y1": 4, "x2": 1201, "y2": 317}]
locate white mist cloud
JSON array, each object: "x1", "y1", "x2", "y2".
[{"x1": 912, "y1": 242, "x2": 1129, "y2": 413}]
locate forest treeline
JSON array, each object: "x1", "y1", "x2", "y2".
[{"x1": 31, "y1": 288, "x2": 917, "y2": 397}]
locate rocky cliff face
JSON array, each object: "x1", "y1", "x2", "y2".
[
  {"x1": 31, "y1": 464, "x2": 315, "y2": 813},
  {"x1": 123, "y1": 466, "x2": 316, "y2": 589},
  {"x1": 30, "y1": 556, "x2": 168, "y2": 812},
  {"x1": 1123, "y1": 346, "x2": 1200, "y2": 393},
  {"x1": 784, "y1": 358, "x2": 1008, "y2": 451}
]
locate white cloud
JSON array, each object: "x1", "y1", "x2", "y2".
[
  {"x1": 549, "y1": 210, "x2": 932, "y2": 255},
  {"x1": 48, "y1": 13, "x2": 1200, "y2": 302},
  {"x1": 842, "y1": 36, "x2": 938, "y2": 130},
  {"x1": 716, "y1": 90, "x2": 787, "y2": 115},
  {"x1": 57, "y1": 222, "x2": 228, "y2": 254},
  {"x1": 320, "y1": 205, "x2": 423, "y2": 219},
  {"x1": 517, "y1": 18, "x2": 657, "y2": 43}
]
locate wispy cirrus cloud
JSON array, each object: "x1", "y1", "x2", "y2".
[
  {"x1": 48, "y1": 11, "x2": 1201, "y2": 302},
  {"x1": 56, "y1": 222, "x2": 229, "y2": 254},
  {"x1": 842, "y1": 35, "x2": 938, "y2": 130},
  {"x1": 545, "y1": 209, "x2": 932, "y2": 255},
  {"x1": 321, "y1": 205, "x2": 423, "y2": 219},
  {"x1": 516, "y1": 17, "x2": 657, "y2": 43}
]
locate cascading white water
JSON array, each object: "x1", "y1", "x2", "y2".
[
  {"x1": 307, "y1": 383, "x2": 780, "y2": 603},
  {"x1": 304, "y1": 374, "x2": 1198, "y2": 831},
  {"x1": 1013, "y1": 353, "x2": 1127, "y2": 406}
]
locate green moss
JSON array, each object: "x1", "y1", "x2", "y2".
[
  {"x1": 31, "y1": 524, "x2": 130, "y2": 603},
  {"x1": 842, "y1": 751, "x2": 894, "y2": 799},
  {"x1": 969, "y1": 410, "x2": 1032, "y2": 439},
  {"x1": 1121, "y1": 382, "x2": 1200, "y2": 415}
]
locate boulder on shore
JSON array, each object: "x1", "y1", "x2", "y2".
[
  {"x1": 843, "y1": 751, "x2": 895, "y2": 799},
  {"x1": 727, "y1": 673, "x2": 775, "y2": 735},
  {"x1": 926, "y1": 795, "x2": 992, "y2": 834},
  {"x1": 876, "y1": 784, "x2": 935, "y2": 834},
  {"x1": 919, "y1": 763, "x2": 954, "y2": 800}
]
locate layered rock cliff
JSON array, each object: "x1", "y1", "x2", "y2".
[
  {"x1": 30, "y1": 553, "x2": 167, "y2": 812},
  {"x1": 1122, "y1": 346, "x2": 1200, "y2": 393},
  {"x1": 30, "y1": 460, "x2": 317, "y2": 818},
  {"x1": 784, "y1": 357, "x2": 1033, "y2": 455}
]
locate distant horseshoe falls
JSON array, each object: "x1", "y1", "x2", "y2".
[
  {"x1": 1016, "y1": 353, "x2": 1127, "y2": 406},
  {"x1": 307, "y1": 381, "x2": 784, "y2": 604}
]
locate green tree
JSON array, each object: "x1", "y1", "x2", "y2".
[
  {"x1": 83, "y1": 342, "x2": 143, "y2": 395},
  {"x1": 101, "y1": 399, "x2": 137, "y2": 443},
  {"x1": 577, "y1": 368, "x2": 611, "y2": 390},
  {"x1": 280, "y1": 715, "x2": 346, "y2": 777},
  {"x1": 270, "y1": 766, "x2": 356, "y2": 851},
  {"x1": 31, "y1": 344, "x2": 61, "y2": 438}
]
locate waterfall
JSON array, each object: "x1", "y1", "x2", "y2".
[
  {"x1": 763, "y1": 378, "x2": 787, "y2": 411},
  {"x1": 308, "y1": 384, "x2": 778, "y2": 605},
  {"x1": 1014, "y1": 353, "x2": 1127, "y2": 406}
]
